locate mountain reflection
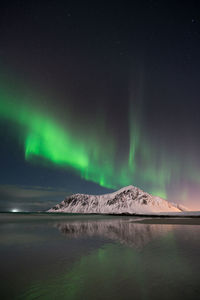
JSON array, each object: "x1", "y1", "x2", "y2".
[{"x1": 56, "y1": 218, "x2": 173, "y2": 248}]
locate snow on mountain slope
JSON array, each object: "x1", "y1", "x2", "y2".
[{"x1": 48, "y1": 185, "x2": 187, "y2": 214}]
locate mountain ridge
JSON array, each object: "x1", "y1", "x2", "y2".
[{"x1": 48, "y1": 185, "x2": 188, "y2": 214}]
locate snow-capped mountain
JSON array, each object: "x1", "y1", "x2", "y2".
[{"x1": 48, "y1": 185, "x2": 188, "y2": 214}]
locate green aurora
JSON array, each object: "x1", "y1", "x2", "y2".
[{"x1": 0, "y1": 84, "x2": 197, "y2": 199}]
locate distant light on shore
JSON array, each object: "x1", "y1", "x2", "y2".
[{"x1": 11, "y1": 209, "x2": 19, "y2": 213}]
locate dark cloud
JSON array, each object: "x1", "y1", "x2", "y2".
[{"x1": 0, "y1": 185, "x2": 69, "y2": 211}]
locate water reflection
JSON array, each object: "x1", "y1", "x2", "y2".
[
  {"x1": 1, "y1": 215, "x2": 200, "y2": 300},
  {"x1": 19, "y1": 220, "x2": 198, "y2": 300},
  {"x1": 56, "y1": 219, "x2": 173, "y2": 248}
]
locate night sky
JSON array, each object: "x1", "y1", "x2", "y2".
[{"x1": 0, "y1": 0, "x2": 200, "y2": 211}]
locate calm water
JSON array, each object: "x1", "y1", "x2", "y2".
[{"x1": 0, "y1": 213, "x2": 200, "y2": 300}]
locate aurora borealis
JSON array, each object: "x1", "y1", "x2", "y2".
[
  {"x1": 0, "y1": 81, "x2": 199, "y2": 205},
  {"x1": 0, "y1": 85, "x2": 115, "y2": 189},
  {"x1": 0, "y1": 1, "x2": 200, "y2": 210}
]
